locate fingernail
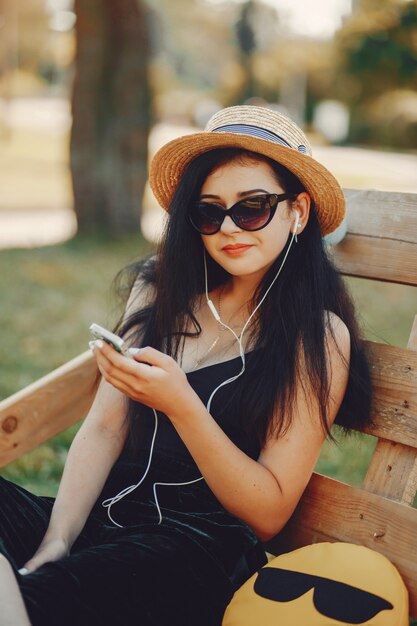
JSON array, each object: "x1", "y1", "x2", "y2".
[
  {"x1": 18, "y1": 568, "x2": 29, "y2": 575},
  {"x1": 89, "y1": 340, "x2": 96, "y2": 351},
  {"x1": 96, "y1": 340, "x2": 104, "y2": 349},
  {"x1": 129, "y1": 348, "x2": 141, "y2": 355}
]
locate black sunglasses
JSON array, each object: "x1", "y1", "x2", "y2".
[
  {"x1": 189, "y1": 193, "x2": 295, "y2": 235},
  {"x1": 254, "y1": 568, "x2": 394, "y2": 624}
]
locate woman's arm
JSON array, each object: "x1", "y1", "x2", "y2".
[
  {"x1": 93, "y1": 312, "x2": 350, "y2": 542},
  {"x1": 21, "y1": 270, "x2": 154, "y2": 573},
  {"x1": 43, "y1": 379, "x2": 128, "y2": 547},
  {"x1": 21, "y1": 379, "x2": 128, "y2": 572},
  {"x1": 170, "y1": 315, "x2": 350, "y2": 541}
]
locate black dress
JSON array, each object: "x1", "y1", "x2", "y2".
[{"x1": 0, "y1": 353, "x2": 267, "y2": 626}]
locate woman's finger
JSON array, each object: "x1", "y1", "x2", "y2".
[
  {"x1": 95, "y1": 341, "x2": 157, "y2": 379},
  {"x1": 20, "y1": 554, "x2": 49, "y2": 574},
  {"x1": 94, "y1": 352, "x2": 147, "y2": 399},
  {"x1": 92, "y1": 341, "x2": 187, "y2": 409},
  {"x1": 96, "y1": 359, "x2": 135, "y2": 389},
  {"x1": 95, "y1": 349, "x2": 148, "y2": 390},
  {"x1": 93, "y1": 340, "x2": 135, "y2": 369},
  {"x1": 132, "y1": 346, "x2": 174, "y2": 369}
]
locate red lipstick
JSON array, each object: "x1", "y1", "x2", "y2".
[{"x1": 222, "y1": 244, "x2": 253, "y2": 256}]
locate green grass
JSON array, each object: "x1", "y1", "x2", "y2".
[
  {"x1": 0, "y1": 233, "x2": 151, "y2": 398},
  {"x1": 316, "y1": 430, "x2": 377, "y2": 486},
  {"x1": 0, "y1": 236, "x2": 416, "y2": 496}
]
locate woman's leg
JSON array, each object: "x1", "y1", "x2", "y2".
[
  {"x1": 0, "y1": 476, "x2": 54, "y2": 570},
  {"x1": 0, "y1": 475, "x2": 104, "y2": 570},
  {"x1": 0, "y1": 475, "x2": 103, "y2": 626},
  {"x1": 0, "y1": 476, "x2": 233, "y2": 625},
  {"x1": 18, "y1": 524, "x2": 233, "y2": 626},
  {"x1": 0, "y1": 555, "x2": 31, "y2": 626}
]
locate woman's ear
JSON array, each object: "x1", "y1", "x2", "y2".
[{"x1": 292, "y1": 192, "x2": 311, "y2": 235}]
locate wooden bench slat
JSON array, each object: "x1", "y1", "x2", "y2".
[
  {"x1": 362, "y1": 317, "x2": 417, "y2": 504},
  {"x1": 344, "y1": 189, "x2": 417, "y2": 244},
  {"x1": 359, "y1": 340, "x2": 417, "y2": 447},
  {"x1": 327, "y1": 189, "x2": 417, "y2": 285},
  {"x1": 265, "y1": 472, "x2": 417, "y2": 618},
  {"x1": 0, "y1": 351, "x2": 97, "y2": 468},
  {"x1": 330, "y1": 234, "x2": 417, "y2": 285},
  {"x1": 361, "y1": 438, "x2": 417, "y2": 505}
]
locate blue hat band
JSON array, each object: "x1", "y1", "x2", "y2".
[{"x1": 211, "y1": 123, "x2": 308, "y2": 154}]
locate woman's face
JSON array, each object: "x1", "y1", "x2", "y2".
[{"x1": 199, "y1": 158, "x2": 304, "y2": 282}]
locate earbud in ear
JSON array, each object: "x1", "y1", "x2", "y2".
[{"x1": 292, "y1": 210, "x2": 301, "y2": 234}]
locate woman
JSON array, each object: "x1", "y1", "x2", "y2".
[{"x1": 0, "y1": 105, "x2": 372, "y2": 626}]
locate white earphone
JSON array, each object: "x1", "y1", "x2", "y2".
[
  {"x1": 292, "y1": 210, "x2": 301, "y2": 242},
  {"x1": 292, "y1": 209, "x2": 301, "y2": 232}
]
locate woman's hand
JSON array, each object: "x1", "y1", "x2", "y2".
[
  {"x1": 18, "y1": 537, "x2": 69, "y2": 575},
  {"x1": 91, "y1": 341, "x2": 198, "y2": 417}
]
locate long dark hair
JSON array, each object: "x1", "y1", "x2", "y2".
[{"x1": 113, "y1": 148, "x2": 373, "y2": 452}]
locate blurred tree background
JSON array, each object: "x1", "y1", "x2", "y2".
[
  {"x1": 1, "y1": 0, "x2": 416, "y2": 237},
  {"x1": 71, "y1": 0, "x2": 151, "y2": 234}
]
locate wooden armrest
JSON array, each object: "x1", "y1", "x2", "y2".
[{"x1": 0, "y1": 351, "x2": 98, "y2": 468}]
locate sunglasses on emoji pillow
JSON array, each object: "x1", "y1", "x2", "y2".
[{"x1": 222, "y1": 542, "x2": 408, "y2": 626}]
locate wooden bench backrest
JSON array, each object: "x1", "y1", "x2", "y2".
[
  {"x1": 266, "y1": 189, "x2": 417, "y2": 616},
  {"x1": 1, "y1": 188, "x2": 416, "y2": 615}
]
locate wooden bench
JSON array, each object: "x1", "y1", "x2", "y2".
[{"x1": 1, "y1": 188, "x2": 416, "y2": 619}]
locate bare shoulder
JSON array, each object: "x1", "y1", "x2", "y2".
[
  {"x1": 324, "y1": 310, "x2": 351, "y2": 365},
  {"x1": 124, "y1": 269, "x2": 156, "y2": 320},
  {"x1": 127, "y1": 275, "x2": 155, "y2": 305}
]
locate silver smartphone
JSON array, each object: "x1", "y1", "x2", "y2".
[{"x1": 89, "y1": 323, "x2": 139, "y2": 357}]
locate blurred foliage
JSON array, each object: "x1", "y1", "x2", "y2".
[
  {"x1": 146, "y1": 0, "x2": 284, "y2": 118},
  {"x1": 2, "y1": 0, "x2": 416, "y2": 148},
  {"x1": 147, "y1": 0, "x2": 417, "y2": 148},
  {"x1": 337, "y1": 0, "x2": 417, "y2": 147},
  {"x1": 310, "y1": 0, "x2": 417, "y2": 147},
  {"x1": 338, "y1": 0, "x2": 417, "y2": 100}
]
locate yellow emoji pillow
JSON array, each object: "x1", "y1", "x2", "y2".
[{"x1": 223, "y1": 542, "x2": 408, "y2": 626}]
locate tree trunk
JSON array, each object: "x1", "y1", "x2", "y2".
[{"x1": 70, "y1": 0, "x2": 151, "y2": 234}]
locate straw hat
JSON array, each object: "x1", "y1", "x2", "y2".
[{"x1": 149, "y1": 105, "x2": 345, "y2": 236}]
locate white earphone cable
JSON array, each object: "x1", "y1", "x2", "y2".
[{"x1": 101, "y1": 407, "x2": 159, "y2": 527}]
